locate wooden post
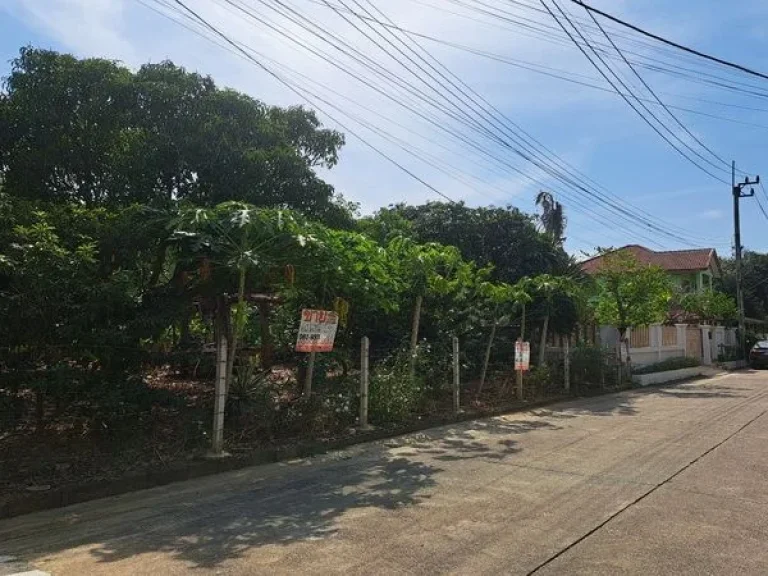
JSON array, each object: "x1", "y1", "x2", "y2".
[
  {"x1": 452, "y1": 336, "x2": 460, "y2": 414},
  {"x1": 564, "y1": 336, "x2": 571, "y2": 392},
  {"x1": 360, "y1": 336, "x2": 371, "y2": 430},
  {"x1": 304, "y1": 351, "x2": 316, "y2": 396}
]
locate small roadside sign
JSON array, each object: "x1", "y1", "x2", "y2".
[
  {"x1": 515, "y1": 340, "x2": 530, "y2": 372},
  {"x1": 296, "y1": 309, "x2": 339, "y2": 353}
]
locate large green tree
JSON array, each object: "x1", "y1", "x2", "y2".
[
  {"x1": 591, "y1": 251, "x2": 672, "y2": 371},
  {"x1": 1, "y1": 48, "x2": 350, "y2": 224},
  {"x1": 720, "y1": 252, "x2": 768, "y2": 321},
  {"x1": 363, "y1": 202, "x2": 567, "y2": 285}
]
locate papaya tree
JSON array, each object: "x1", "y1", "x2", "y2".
[
  {"x1": 476, "y1": 280, "x2": 532, "y2": 395},
  {"x1": 171, "y1": 202, "x2": 312, "y2": 454},
  {"x1": 531, "y1": 274, "x2": 578, "y2": 366},
  {"x1": 387, "y1": 237, "x2": 474, "y2": 378},
  {"x1": 287, "y1": 227, "x2": 402, "y2": 394}
]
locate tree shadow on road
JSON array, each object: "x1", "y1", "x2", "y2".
[
  {"x1": 531, "y1": 392, "x2": 639, "y2": 418},
  {"x1": 383, "y1": 418, "x2": 561, "y2": 462},
  {"x1": 648, "y1": 383, "x2": 747, "y2": 400},
  {"x1": 3, "y1": 417, "x2": 556, "y2": 570}
]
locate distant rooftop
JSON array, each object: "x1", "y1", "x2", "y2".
[{"x1": 581, "y1": 245, "x2": 720, "y2": 276}]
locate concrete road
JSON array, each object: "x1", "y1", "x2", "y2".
[{"x1": 2, "y1": 371, "x2": 768, "y2": 575}]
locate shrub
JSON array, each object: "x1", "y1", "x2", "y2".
[
  {"x1": 633, "y1": 356, "x2": 700, "y2": 375},
  {"x1": 525, "y1": 363, "x2": 554, "y2": 400},
  {"x1": 227, "y1": 359, "x2": 276, "y2": 429},
  {"x1": 570, "y1": 343, "x2": 614, "y2": 389},
  {"x1": 369, "y1": 349, "x2": 424, "y2": 424}
]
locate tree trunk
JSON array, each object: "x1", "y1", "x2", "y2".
[
  {"x1": 477, "y1": 322, "x2": 497, "y2": 396},
  {"x1": 257, "y1": 301, "x2": 274, "y2": 369},
  {"x1": 409, "y1": 294, "x2": 423, "y2": 379},
  {"x1": 538, "y1": 314, "x2": 550, "y2": 366}
]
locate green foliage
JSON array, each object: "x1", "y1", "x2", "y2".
[
  {"x1": 719, "y1": 252, "x2": 768, "y2": 321},
  {"x1": 369, "y1": 349, "x2": 425, "y2": 424},
  {"x1": 591, "y1": 250, "x2": 672, "y2": 335},
  {"x1": 1, "y1": 48, "x2": 349, "y2": 222},
  {"x1": 632, "y1": 356, "x2": 700, "y2": 375},
  {"x1": 569, "y1": 343, "x2": 610, "y2": 389},
  {"x1": 679, "y1": 290, "x2": 738, "y2": 324},
  {"x1": 370, "y1": 202, "x2": 568, "y2": 284}
]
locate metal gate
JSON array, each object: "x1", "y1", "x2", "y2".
[{"x1": 686, "y1": 326, "x2": 702, "y2": 360}]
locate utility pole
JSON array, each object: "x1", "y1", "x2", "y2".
[{"x1": 732, "y1": 160, "x2": 760, "y2": 357}]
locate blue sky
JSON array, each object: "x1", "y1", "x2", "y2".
[{"x1": 2, "y1": 0, "x2": 768, "y2": 257}]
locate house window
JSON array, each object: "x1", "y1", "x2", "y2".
[{"x1": 681, "y1": 278, "x2": 693, "y2": 292}]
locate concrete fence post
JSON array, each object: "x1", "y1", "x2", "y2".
[
  {"x1": 701, "y1": 325, "x2": 712, "y2": 365},
  {"x1": 564, "y1": 336, "x2": 571, "y2": 392},
  {"x1": 359, "y1": 336, "x2": 371, "y2": 430},
  {"x1": 651, "y1": 324, "x2": 662, "y2": 362},
  {"x1": 452, "y1": 336, "x2": 460, "y2": 414},
  {"x1": 676, "y1": 324, "x2": 688, "y2": 357},
  {"x1": 211, "y1": 327, "x2": 228, "y2": 456}
]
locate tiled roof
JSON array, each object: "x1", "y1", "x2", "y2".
[{"x1": 581, "y1": 245, "x2": 720, "y2": 275}]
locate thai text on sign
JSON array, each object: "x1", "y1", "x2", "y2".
[
  {"x1": 515, "y1": 340, "x2": 530, "y2": 372},
  {"x1": 296, "y1": 309, "x2": 339, "y2": 353}
]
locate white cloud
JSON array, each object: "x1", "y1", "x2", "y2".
[
  {"x1": 698, "y1": 209, "x2": 723, "y2": 220},
  {"x1": 3, "y1": 0, "x2": 138, "y2": 65}
]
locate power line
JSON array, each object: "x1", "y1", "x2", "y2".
[
  {"x1": 295, "y1": 1, "x2": 768, "y2": 127},
  {"x1": 140, "y1": 0, "x2": 530, "y2": 202},
  {"x1": 146, "y1": 0, "x2": 653, "y2": 241},
  {"x1": 146, "y1": 0, "x2": 730, "y2": 248},
  {"x1": 406, "y1": 0, "x2": 768, "y2": 101},
  {"x1": 540, "y1": 0, "x2": 729, "y2": 184},
  {"x1": 248, "y1": 0, "x2": 703, "y2": 245},
  {"x1": 295, "y1": 0, "x2": 729, "y2": 245},
  {"x1": 168, "y1": 0, "x2": 458, "y2": 203},
  {"x1": 579, "y1": 4, "x2": 731, "y2": 171},
  {"x1": 570, "y1": 0, "x2": 768, "y2": 82},
  {"x1": 755, "y1": 194, "x2": 768, "y2": 223},
  {"x1": 334, "y1": 0, "x2": 723, "y2": 245}
]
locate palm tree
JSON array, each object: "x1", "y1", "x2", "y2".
[
  {"x1": 535, "y1": 190, "x2": 566, "y2": 245},
  {"x1": 535, "y1": 192, "x2": 568, "y2": 367}
]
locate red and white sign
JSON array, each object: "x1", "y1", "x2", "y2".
[
  {"x1": 515, "y1": 340, "x2": 530, "y2": 372},
  {"x1": 296, "y1": 309, "x2": 339, "y2": 353}
]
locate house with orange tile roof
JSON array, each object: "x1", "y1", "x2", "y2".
[
  {"x1": 579, "y1": 245, "x2": 735, "y2": 368},
  {"x1": 580, "y1": 245, "x2": 721, "y2": 293}
]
